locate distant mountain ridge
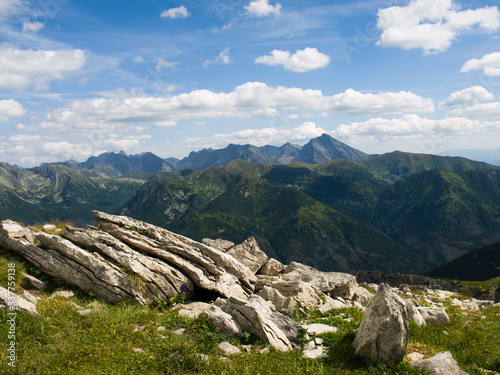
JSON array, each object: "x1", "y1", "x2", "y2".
[{"x1": 50, "y1": 134, "x2": 373, "y2": 177}]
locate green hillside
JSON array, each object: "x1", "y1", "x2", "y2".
[
  {"x1": 125, "y1": 166, "x2": 432, "y2": 273},
  {"x1": 0, "y1": 163, "x2": 143, "y2": 225},
  {"x1": 424, "y1": 242, "x2": 500, "y2": 281}
]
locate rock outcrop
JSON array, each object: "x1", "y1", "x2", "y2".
[{"x1": 352, "y1": 284, "x2": 409, "y2": 365}]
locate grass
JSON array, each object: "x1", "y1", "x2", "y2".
[{"x1": 0, "y1": 254, "x2": 498, "y2": 374}]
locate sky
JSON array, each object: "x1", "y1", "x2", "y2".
[{"x1": 0, "y1": 0, "x2": 500, "y2": 166}]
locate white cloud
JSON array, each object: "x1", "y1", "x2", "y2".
[
  {"x1": 245, "y1": 0, "x2": 281, "y2": 17},
  {"x1": 255, "y1": 47, "x2": 330, "y2": 72},
  {"x1": 377, "y1": 0, "x2": 500, "y2": 53},
  {"x1": 447, "y1": 102, "x2": 500, "y2": 117},
  {"x1": 332, "y1": 114, "x2": 500, "y2": 138},
  {"x1": 204, "y1": 48, "x2": 232, "y2": 67},
  {"x1": 0, "y1": 99, "x2": 26, "y2": 123},
  {"x1": 330, "y1": 89, "x2": 434, "y2": 115},
  {"x1": 154, "y1": 58, "x2": 179, "y2": 71},
  {"x1": 30, "y1": 83, "x2": 434, "y2": 139},
  {"x1": 0, "y1": 0, "x2": 26, "y2": 19},
  {"x1": 461, "y1": 52, "x2": 500, "y2": 76},
  {"x1": 22, "y1": 21, "x2": 44, "y2": 32},
  {"x1": 133, "y1": 56, "x2": 144, "y2": 63},
  {"x1": 439, "y1": 86, "x2": 495, "y2": 108},
  {"x1": 0, "y1": 43, "x2": 86, "y2": 91},
  {"x1": 160, "y1": 6, "x2": 190, "y2": 19}
]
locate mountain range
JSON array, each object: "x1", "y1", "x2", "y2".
[{"x1": 1, "y1": 134, "x2": 500, "y2": 276}]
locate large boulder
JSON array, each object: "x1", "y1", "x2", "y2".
[
  {"x1": 412, "y1": 351, "x2": 469, "y2": 375},
  {"x1": 405, "y1": 299, "x2": 426, "y2": 326},
  {"x1": 215, "y1": 295, "x2": 300, "y2": 352},
  {"x1": 352, "y1": 284, "x2": 409, "y2": 365},
  {"x1": 258, "y1": 258, "x2": 285, "y2": 276}
]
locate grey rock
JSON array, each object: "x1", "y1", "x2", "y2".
[
  {"x1": 412, "y1": 351, "x2": 469, "y2": 375},
  {"x1": 283, "y1": 262, "x2": 358, "y2": 299},
  {"x1": 353, "y1": 283, "x2": 408, "y2": 365},
  {"x1": 202, "y1": 238, "x2": 235, "y2": 252},
  {"x1": 227, "y1": 237, "x2": 268, "y2": 274},
  {"x1": 258, "y1": 258, "x2": 285, "y2": 276},
  {"x1": 0, "y1": 286, "x2": 38, "y2": 315},
  {"x1": 405, "y1": 299, "x2": 426, "y2": 326},
  {"x1": 51, "y1": 290, "x2": 75, "y2": 298},
  {"x1": 257, "y1": 285, "x2": 295, "y2": 316},
  {"x1": 317, "y1": 295, "x2": 347, "y2": 313},
  {"x1": 302, "y1": 345, "x2": 329, "y2": 359},
  {"x1": 302, "y1": 323, "x2": 339, "y2": 335},
  {"x1": 218, "y1": 342, "x2": 241, "y2": 356},
  {"x1": 215, "y1": 295, "x2": 300, "y2": 351},
  {"x1": 352, "y1": 286, "x2": 374, "y2": 305},
  {"x1": 418, "y1": 307, "x2": 450, "y2": 325},
  {"x1": 22, "y1": 273, "x2": 47, "y2": 290},
  {"x1": 22, "y1": 290, "x2": 38, "y2": 305},
  {"x1": 406, "y1": 352, "x2": 425, "y2": 362}
]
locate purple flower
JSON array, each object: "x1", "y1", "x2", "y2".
[{"x1": 180, "y1": 283, "x2": 187, "y2": 293}]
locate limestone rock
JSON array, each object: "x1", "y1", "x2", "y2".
[
  {"x1": 418, "y1": 307, "x2": 450, "y2": 325},
  {"x1": 92, "y1": 211, "x2": 256, "y2": 299},
  {"x1": 22, "y1": 273, "x2": 47, "y2": 290},
  {"x1": 259, "y1": 258, "x2": 285, "y2": 276},
  {"x1": 302, "y1": 323, "x2": 339, "y2": 335},
  {"x1": 405, "y1": 299, "x2": 426, "y2": 326},
  {"x1": 218, "y1": 342, "x2": 241, "y2": 356},
  {"x1": 202, "y1": 238, "x2": 235, "y2": 252},
  {"x1": 257, "y1": 286, "x2": 295, "y2": 316},
  {"x1": 352, "y1": 286, "x2": 374, "y2": 305},
  {"x1": 317, "y1": 295, "x2": 347, "y2": 313},
  {"x1": 406, "y1": 352, "x2": 425, "y2": 362},
  {"x1": 412, "y1": 351, "x2": 469, "y2": 375},
  {"x1": 215, "y1": 295, "x2": 300, "y2": 352},
  {"x1": 0, "y1": 220, "x2": 35, "y2": 243},
  {"x1": 227, "y1": 237, "x2": 268, "y2": 274},
  {"x1": 282, "y1": 262, "x2": 358, "y2": 299},
  {"x1": 0, "y1": 286, "x2": 38, "y2": 315},
  {"x1": 353, "y1": 284, "x2": 408, "y2": 365}
]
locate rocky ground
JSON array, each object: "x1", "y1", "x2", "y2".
[{"x1": 1, "y1": 211, "x2": 499, "y2": 374}]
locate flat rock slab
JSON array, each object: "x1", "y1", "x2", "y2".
[
  {"x1": 412, "y1": 351, "x2": 469, "y2": 375},
  {"x1": 302, "y1": 323, "x2": 339, "y2": 335}
]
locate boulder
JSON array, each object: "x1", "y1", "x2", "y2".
[
  {"x1": 282, "y1": 262, "x2": 358, "y2": 299},
  {"x1": 317, "y1": 295, "x2": 347, "y2": 313},
  {"x1": 0, "y1": 286, "x2": 38, "y2": 315},
  {"x1": 258, "y1": 286, "x2": 295, "y2": 316},
  {"x1": 215, "y1": 295, "x2": 300, "y2": 352},
  {"x1": 412, "y1": 351, "x2": 469, "y2": 375},
  {"x1": 269, "y1": 280, "x2": 324, "y2": 313},
  {"x1": 405, "y1": 299, "x2": 426, "y2": 326},
  {"x1": 258, "y1": 258, "x2": 285, "y2": 276},
  {"x1": 226, "y1": 237, "x2": 268, "y2": 274},
  {"x1": 418, "y1": 307, "x2": 450, "y2": 325},
  {"x1": 174, "y1": 302, "x2": 242, "y2": 338},
  {"x1": 22, "y1": 273, "x2": 47, "y2": 290},
  {"x1": 352, "y1": 284, "x2": 409, "y2": 365},
  {"x1": 301, "y1": 323, "x2": 339, "y2": 335},
  {"x1": 352, "y1": 286, "x2": 374, "y2": 305},
  {"x1": 218, "y1": 342, "x2": 241, "y2": 356}
]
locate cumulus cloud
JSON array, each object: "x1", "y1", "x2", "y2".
[
  {"x1": 161, "y1": 6, "x2": 190, "y2": 19},
  {"x1": 245, "y1": 0, "x2": 281, "y2": 17},
  {"x1": 330, "y1": 89, "x2": 434, "y2": 115},
  {"x1": 461, "y1": 52, "x2": 500, "y2": 76},
  {"x1": 377, "y1": 0, "x2": 500, "y2": 53},
  {"x1": 154, "y1": 58, "x2": 179, "y2": 71},
  {"x1": 255, "y1": 48, "x2": 330, "y2": 72},
  {"x1": 332, "y1": 114, "x2": 500, "y2": 138},
  {"x1": 447, "y1": 102, "x2": 500, "y2": 117},
  {"x1": 33, "y1": 82, "x2": 434, "y2": 133},
  {"x1": 0, "y1": 43, "x2": 86, "y2": 91},
  {"x1": 439, "y1": 86, "x2": 495, "y2": 108},
  {"x1": 0, "y1": 99, "x2": 26, "y2": 123}
]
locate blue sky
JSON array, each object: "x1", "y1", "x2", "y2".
[{"x1": 0, "y1": 0, "x2": 499, "y2": 166}]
